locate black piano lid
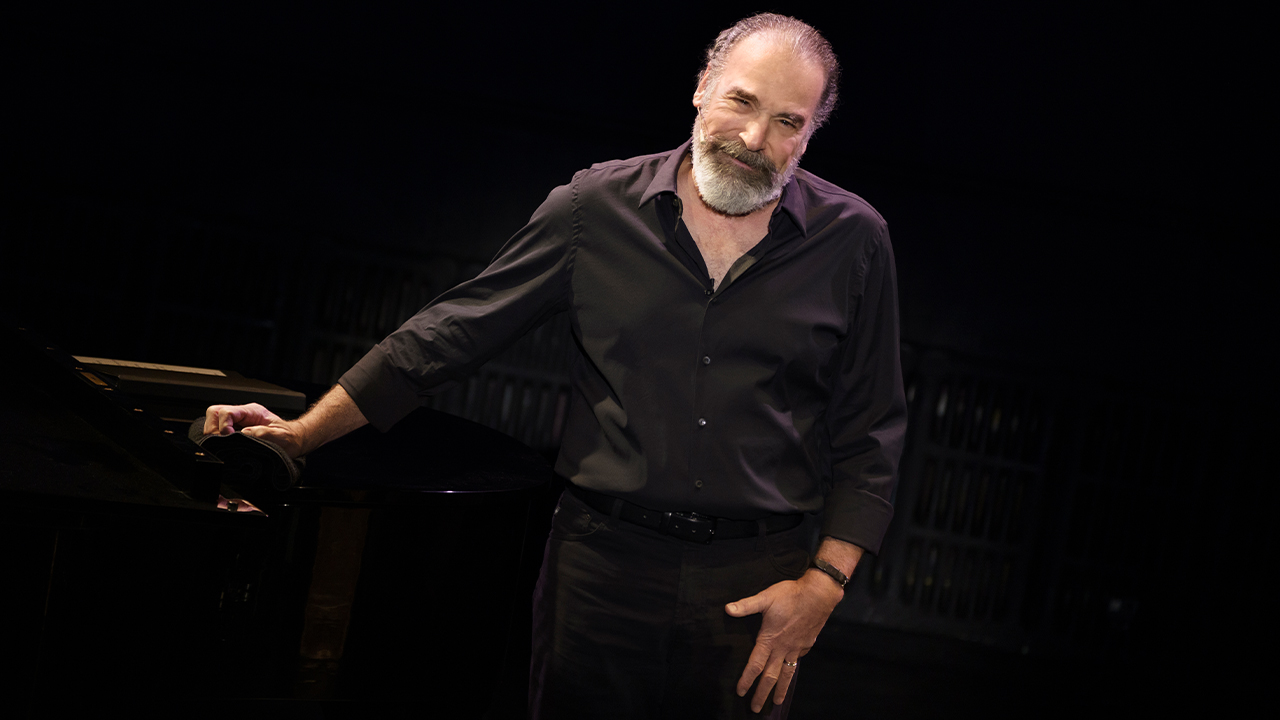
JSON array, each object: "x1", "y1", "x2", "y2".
[
  {"x1": 2, "y1": 325, "x2": 228, "y2": 516},
  {"x1": 4, "y1": 325, "x2": 551, "y2": 512}
]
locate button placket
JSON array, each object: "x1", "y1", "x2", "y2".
[{"x1": 690, "y1": 287, "x2": 721, "y2": 494}]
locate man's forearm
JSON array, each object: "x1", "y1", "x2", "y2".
[{"x1": 292, "y1": 384, "x2": 369, "y2": 455}]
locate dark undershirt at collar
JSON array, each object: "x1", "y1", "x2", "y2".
[{"x1": 653, "y1": 185, "x2": 805, "y2": 295}]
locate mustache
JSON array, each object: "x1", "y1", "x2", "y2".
[{"x1": 705, "y1": 136, "x2": 777, "y2": 175}]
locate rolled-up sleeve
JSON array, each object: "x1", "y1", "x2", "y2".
[
  {"x1": 339, "y1": 181, "x2": 576, "y2": 431},
  {"x1": 819, "y1": 227, "x2": 907, "y2": 554}
]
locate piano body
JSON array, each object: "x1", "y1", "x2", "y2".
[{"x1": 1, "y1": 325, "x2": 553, "y2": 716}]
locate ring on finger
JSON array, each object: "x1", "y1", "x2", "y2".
[{"x1": 783, "y1": 659, "x2": 799, "y2": 668}]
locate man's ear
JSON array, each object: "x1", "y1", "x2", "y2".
[{"x1": 693, "y1": 70, "x2": 710, "y2": 108}]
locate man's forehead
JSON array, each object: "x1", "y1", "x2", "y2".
[
  {"x1": 716, "y1": 34, "x2": 825, "y2": 116},
  {"x1": 721, "y1": 34, "x2": 820, "y2": 73}
]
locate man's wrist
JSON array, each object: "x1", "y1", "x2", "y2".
[
  {"x1": 286, "y1": 419, "x2": 312, "y2": 457},
  {"x1": 809, "y1": 557, "x2": 850, "y2": 589}
]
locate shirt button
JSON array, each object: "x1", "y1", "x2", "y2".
[
  {"x1": 702, "y1": 356, "x2": 711, "y2": 365},
  {"x1": 695, "y1": 480, "x2": 704, "y2": 488},
  {"x1": 697, "y1": 418, "x2": 707, "y2": 427}
]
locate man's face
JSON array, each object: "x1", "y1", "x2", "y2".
[{"x1": 690, "y1": 34, "x2": 826, "y2": 216}]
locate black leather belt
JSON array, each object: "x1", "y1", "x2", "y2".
[{"x1": 567, "y1": 484, "x2": 803, "y2": 543}]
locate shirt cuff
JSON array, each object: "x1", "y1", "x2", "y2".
[
  {"x1": 819, "y1": 488, "x2": 895, "y2": 555},
  {"x1": 337, "y1": 346, "x2": 425, "y2": 432}
]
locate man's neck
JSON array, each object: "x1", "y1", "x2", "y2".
[{"x1": 676, "y1": 154, "x2": 776, "y2": 289}]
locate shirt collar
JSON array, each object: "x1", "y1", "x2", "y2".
[
  {"x1": 638, "y1": 141, "x2": 689, "y2": 206},
  {"x1": 640, "y1": 139, "x2": 810, "y2": 237}
]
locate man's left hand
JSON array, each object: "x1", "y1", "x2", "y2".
[
  {"x1": 725, "y1": 569, "x2": 843, "y2": 713},
  {"x1": 727, "y1": 537, "x2": 863, "y2": 713}
]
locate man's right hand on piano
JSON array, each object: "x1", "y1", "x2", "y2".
[{"x1": 203, "y1": 384, "x2": 368, "y2": 459}]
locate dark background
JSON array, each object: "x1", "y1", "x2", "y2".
[
  {"x1": 2, "y1": 2, "x2": 1272, "y2": 715},
  {"x1": 3, "y1": 3, "x2": 1270, "y2": 397}
]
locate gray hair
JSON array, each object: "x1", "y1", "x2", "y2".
[{"x1": 699, "y1": 13, "x2": 841, "y2": 133}]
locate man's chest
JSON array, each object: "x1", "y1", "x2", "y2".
[
  {"x1": 678, "y1": 196, "x2": 774, "y2": 290},
  {"x1": 567, "y1": 215, "x2": 852, "y2": 387},
  {"x1": 688, "y1": 225, "x2": 765, "y2": 290}
]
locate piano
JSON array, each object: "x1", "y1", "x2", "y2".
[{"x1": 2, "y1": 325, "x2": 553, "y2": 717}]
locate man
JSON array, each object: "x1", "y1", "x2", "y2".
[{"x1": 206, "y1": 13, "x2": 905, "y2": 719}]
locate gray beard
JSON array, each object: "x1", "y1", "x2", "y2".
[{"x1": 690, "y1": 115, "x2": 801, "y2": 217}]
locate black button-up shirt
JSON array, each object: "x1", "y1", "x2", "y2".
[{"x1": 339, "y1": 141, "x2": 906, "y2": 553}]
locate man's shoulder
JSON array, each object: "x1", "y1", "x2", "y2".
[
  {"x1": 584, "y1": 147, "x2": 678, "y2": 175},
  {"x1": 571, "y1": 146, "x2": 682, "y2": 202},
  {"x1": 790, "y1": 168, "x2": 887, "y2": 228},
  {"x1": 785, "y1": 170, "x2": 895, "y2": 286},
  {"x1": 583, "y1": 144, "x2": 680, "y2": 175}
]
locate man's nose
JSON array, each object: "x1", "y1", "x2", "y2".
[{"x1": 739, "y1": 119, "x2": 766, "y2": 151}]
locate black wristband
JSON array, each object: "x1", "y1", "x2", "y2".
[{"x1": 810, "y1": 557, "x2": 849, "y2": 588}]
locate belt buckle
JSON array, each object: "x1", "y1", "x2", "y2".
[{"x1": 662, "y1": 510, "x2": 716, "y2": 543}]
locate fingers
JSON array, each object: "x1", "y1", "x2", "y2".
[
  {"x1": 736, "y1": 643, "x2": 770, "y2": 698},
  {"x1": 725, "y1": 592, "x2": 767, "y2": 617},
  {"x1": 749, "y1": 655, "x2": 800, "y2": 714},
  {"x1": 202, "y1": 406, "x2": 225, "y2": 435},
  {"x1": 204, "y1": 404, "x2": 246, "y2": 436},
  {"x1": 773, "y1": 658, "x2": 799, "y2": 706},
  {"x1": 218, "y1": 408, "x2": 239, "y2": 435},
  {"x1": 737, "y1": 641, "x2": 801, "y2": 713},
  {"x1": 750, "y1": 658, "x2": 781, "y2": 713},
  {"x1": 203, "y1": 403, "x2": 278, "y2": 436},
  {"x1": 217, "y1": 495, "x2": 266, "y2": 514}
]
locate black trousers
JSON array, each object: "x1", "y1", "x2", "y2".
[{"x1": 529, "y1": 488, "x2": 813, "y2": 720}]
